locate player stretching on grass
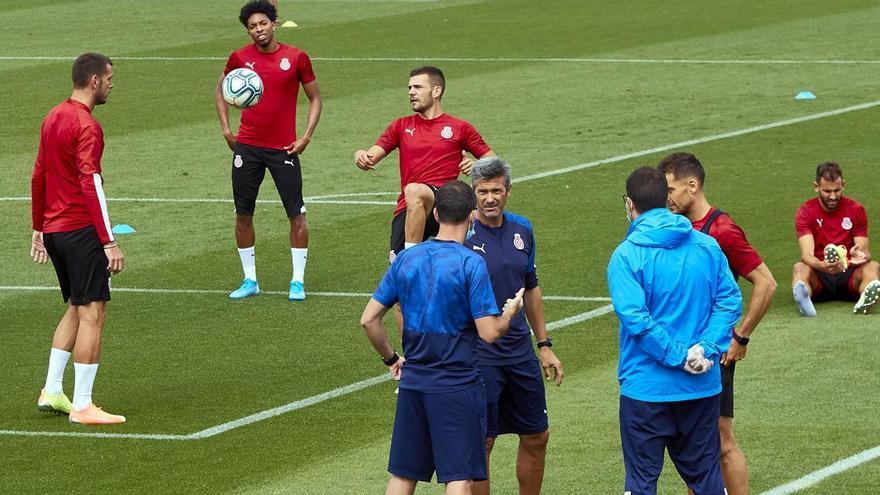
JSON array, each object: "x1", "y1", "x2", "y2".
[
  {"x1": 31, "y1": 53, "x2": 126, "y2": 425},
  {"x1": 465, "y1": 157, "x2": 564, "y2": 495},
  {"x1": 660, "y1": 152, "x2": 777, "y2": 495},
  {"x1": 361, "y1": 181, "x2": 524, "y2": 495},
  {"x1": 792, "y1": 162, "x2": 880, "y2": 316},
  {"x1": 355, "y1": 66, "x2": 494, "y2": 263},
  {"x1": 215, "y1": 0, "x2": 322, "y2": 301}
]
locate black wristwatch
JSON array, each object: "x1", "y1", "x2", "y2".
[
  {"x1": 536, "y1": 338, "x2": 553, "y2": 349},
  {"x1": 382, "y1": 352, "x2": 400, "y2": 366},
  {"x1": 732, "y1": 332, "x2": 750, "y2": 346}
]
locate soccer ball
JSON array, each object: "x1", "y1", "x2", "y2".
[{"x1": 222, "y1": 68, "x2": 263, "y2": 108}]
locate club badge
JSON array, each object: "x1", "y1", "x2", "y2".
[
  {"x1": 440, "y1": 126, "x2": 453, "y2": 139},
  {"x1": 234, "y1": 155, "x2": 243, "y2": 168},
  {"x1": 280, "y1": 58, "x2": 291, "y2": 71},
  {"x1": 513, "y1": 233, "x2": 525, "y2": 250},
  {"x1": 842, "y1": 217, "x2": 853, "y2": 230}
]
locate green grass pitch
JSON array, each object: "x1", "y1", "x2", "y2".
[{"x1": 1, "y1": 1, "x2": 879, "y2": 493}]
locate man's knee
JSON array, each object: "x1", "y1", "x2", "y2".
[
  {"x1": 520, "y1": 431, "x2": 549, "y2": 453},
  {"x1": 236, "y1": 214, "x2": 254, "y2": 228},
  {"x1": 77, "y1": 301, "x2": 107, "y2": 327},
  {"x1": 718, "y1": 418, "x2": 739, "y2": 459},
  {"x1": 793, "y1": 261, "x2": 810, "y2": 276},
  {"x1": 485, "y1": 436, "x2": 496, "y2": 456},
  {"x1": 289, "y1": 213, "x2": 307, "y2": 229},
  {"x1": 403, "y1": 183, "x2": 434, "y2": 210}
]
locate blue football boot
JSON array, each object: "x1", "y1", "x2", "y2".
[{"x1": 229, "y1": 278, "x2": 260, "y2": 299}]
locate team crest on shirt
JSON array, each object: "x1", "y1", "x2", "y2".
[
  {"x1": 440, "y1": 126, "x2": 453, "y2": 139},
  {"x1": 234, "y1": 155, "x2": 243, "y2": 168},
  {"x1": 279, "y1": 58, "x2": 291, "y2": 71},
  {"x1": 842, "y1": 217, "x2": 853, "y2": 230},
  {"x1": 513, "y1": 233, "x2": 525, "y2": 250}
]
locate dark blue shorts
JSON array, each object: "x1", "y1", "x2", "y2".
[
  {"x1": 619, "y1": 394, "x2": 724, "y2": 495},
  {"x1": 481, "y1": 359, "x2": 548, "y2": 437},
  {"x1": 388, "y1": 384, "x2": 487, "y2": 483}
]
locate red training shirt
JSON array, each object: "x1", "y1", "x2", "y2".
[
  {"x1": 375, "y1": 113, "x2": 491, "y2": 216},
  {"x1": 31, "y1": 99, "x2": 114, "y2": 245},
  {"x1": 692, "y1": 207, "x2": 763, "y2": 278},
  {"x1": 795, "y1": 196, "x2": 868, "y2": 260},
  {"x1": 224, "y1": 43, "x2": 316, "y2": 150}
]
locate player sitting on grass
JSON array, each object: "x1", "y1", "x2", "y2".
[{"x1": 792, "y1": 161, "x2": 880, "y2": 316}]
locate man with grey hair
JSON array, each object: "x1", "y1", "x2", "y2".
[{"x1": 465, "y1": 157, "x2": 563, "y2": 495}]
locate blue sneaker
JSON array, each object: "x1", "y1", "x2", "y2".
[
  {"x1": 229, "y1": 279, "x2": 260, "y2": 299},
  {"x1": 793, "y1": 281, "x2": 816, "y2": 317},
  {"x1": 289, "y1": 281, "x2": 306, "y2": 301}
]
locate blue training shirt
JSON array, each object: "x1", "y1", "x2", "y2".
[
  {"x1": 465, "y1": 211, "x2": 537, "y2": 365},
  {"x1": 372, "y1": 239, "x2": 500, "y2": 393}
]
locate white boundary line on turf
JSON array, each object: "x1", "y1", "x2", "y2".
[
  {"x1": 0, "y1": 285, "x2": 609, "y2": 302},
  {"x1": 2, "y1": 55, "x2": 880, "y2": 65},
  {"x1": 512, "y1": 99, "x2": 880, "y2": 183},
  {"x1": 0, "y1": 195, "x2": 396, "y2": 206},
  {"x1": 0, "y1": 303, "x2": 612, "y2": 441},
  {"x1": 757, "y1": 445, "x2": 880, "y2": 495},
  {"x1": 3, "y1": 100, "x2": 878, "y2": 206}
]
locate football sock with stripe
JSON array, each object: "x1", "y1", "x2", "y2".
[
  {"x1": 238, "y1": 246, "x2": 256, "y2": 281},
  {"x1": 291, "y1": 248, "x2": 307, "y2": 283},
  {"x1": 72, "y1": 362, "x2": 99, "y2": 410},
  {"x1": 44, "y1": 348, "x2": 71, "y2": 395}
]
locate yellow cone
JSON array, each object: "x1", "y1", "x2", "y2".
[{"x1": 281, "y1": 20, "x2": 298, "y2": 28}]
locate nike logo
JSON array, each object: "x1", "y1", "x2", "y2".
[{"x1": 472, "y1": 243, "x2": 486, "y2": 254}]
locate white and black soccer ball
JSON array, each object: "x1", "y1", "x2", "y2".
[{"x1": 222, "y1": 68, "x2": 263, "y2": 109}]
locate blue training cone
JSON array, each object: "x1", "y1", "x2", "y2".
[
  {"x1": 794, "y1": 91, "x2": 816, "y2": 100},
  {"x1": 111, "y1": 224, "x2": 136, "y2": 234}
]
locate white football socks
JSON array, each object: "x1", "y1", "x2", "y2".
[
  {"x1": 238, "y1": 246, "x2": 256, "y2": 281},
  {"x1": 44, "y1": 348, "x2": 71, "y2": 394},
  {"x1": 72, "y1": 362, "x2": 99, "y2": 410},
  {"x1": 291, "y1": 248, "x2": 308, "y2": 283}
]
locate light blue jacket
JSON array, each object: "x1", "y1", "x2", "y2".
[{"x1": 607, "y1": 208, "x2": 742, "y2": 402}]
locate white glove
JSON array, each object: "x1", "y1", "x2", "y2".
[
  {"x1": 684, "y1": 357, "x2": 713, "y2": 375},
  {"x1": 683, "y1": 344, "x2": 713, "y2": 375},
  {"x1": 686, "y1": 343, "x2": 705, "y2": 363}
]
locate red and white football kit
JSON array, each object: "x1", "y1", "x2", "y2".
[
  {"x1": 375, "y1": 113, "x2": 491, "y2": 217},
  {"x1": 224, "y1": 43, "x2": 315, "y2": 149},
  {"x1": 31, "y1": 99, "x2": 113, "y2": 245}
]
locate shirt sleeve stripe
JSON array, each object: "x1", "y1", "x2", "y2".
[{"x1": 93, "y1": 173, "x2": 114, "y2": 243}]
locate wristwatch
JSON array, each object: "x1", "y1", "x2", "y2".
[
  {"x1": 382, "y1": 352, "x2": 400, "y2": 366},
  {"x1": 536, "y1": 338, "x2": 553, "y2": 349}
]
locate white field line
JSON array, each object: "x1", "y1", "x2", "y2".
[
  {"x1": 0, "y1": 196, "x2": 396, "y2": 206},
  {"x1": 512, "y1": 99, "x2": 880, "y2": 184},
  {"x1": 2, "y1": 56, "x2": 880, "y2": 65},
  {"x1": 0, "y1": 285, "x2": 608, "y2": 302},
  {"x1": 0, "y1": 303, "x2": 612, "y2": 441},
  {"x1": 4, "y1": 100, "x2": 878, "y2": 207},
  {"x1": 757, "y1": 445, "x2": 880, "y2": 495}
]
